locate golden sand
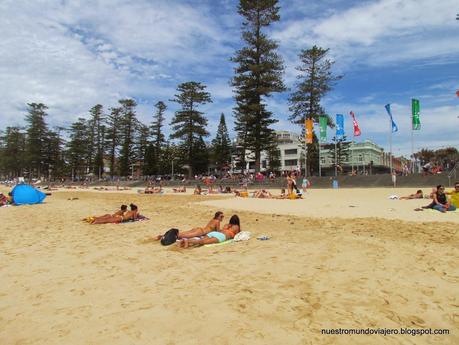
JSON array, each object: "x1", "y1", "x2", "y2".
[{"x1": 0, "y1": 188, "x2": 458, "y2": 345}]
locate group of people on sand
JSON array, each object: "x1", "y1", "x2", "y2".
[
  {"x1": 0, "y1": 192, "x2": 13, "y2": 206},
  {"x1": 154, "y1": 211, "x2": 241, "y2": 248},
  {"x1": 193, "y1": 184, "x2": 232, "y2": 195},
  {"x1": 405, "y1": 182, "x2": 459, "y2": 213},
  {"x1": 85, "y1": 203, "x2": 139, "y2": 224},
  {"x1": 421, "y1": 183, "x2": 458, "y2": 212}
]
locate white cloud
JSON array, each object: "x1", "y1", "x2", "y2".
[{"x1": 274, "y1": 0, "x2": 459, "y2": 68}]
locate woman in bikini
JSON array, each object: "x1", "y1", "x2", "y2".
[
  {"x1": 90, "y1": 204, "x2": 139, "y2": 224},
  {"x1": 178, "y1": 215, "x2": 241, "y2": 248},
  {"x1": 154, "y1": 211, "x2": 224, "y2": 241}
]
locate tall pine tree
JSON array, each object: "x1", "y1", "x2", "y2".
[
  {"x1": 170, "y1": 82, "x2": 211, "y2": 177},
  {"x1": 66, "y1": 118, "x2": 89, "y2": 180},
  {"x1": 288, "y1": 46, "x2": 342, "y2": 175},
  {"x1": 105, "y1": 107, "x2": 122, "y2": 177},
  {"x1": 118, "y1": 99, "x2": 138, "y2": 177},
  {"x1": 25, "y1": 103, "x2": 49, "y2": 177},
  {"x1": 211, "y1": 113, "x2": 232, "y2": 173},
  {"x1": 87, "y1": 104, "x2": 105, "y2": 177},
  {"x1": 231, "y1": 0, "x2": 286, "y2": 172},
  {"x1": 145, "y1": 101, "x2": 167, "y2": 175}
]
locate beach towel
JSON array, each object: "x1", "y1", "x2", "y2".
[
  {"x1": 204, "y1": 239, "x2": 234, "y2": 247},
  {"x1": 123, "y1": 215, "x2": 150, "y2": 223},
  {"x1": 234, "y1": 231, "x2": 251, "y2": 241}
]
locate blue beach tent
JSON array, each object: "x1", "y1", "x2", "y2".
[{"x1": 11, "y1": 184, "x2": 47, "y2": 205}]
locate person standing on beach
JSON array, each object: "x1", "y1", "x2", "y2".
[{"x1": 301, "y1": 177, "x2": 311, "y2": 193}]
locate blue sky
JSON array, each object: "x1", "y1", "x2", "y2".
[{"x1": 1, "y1": 0, "x2": 458, "y2": 156}]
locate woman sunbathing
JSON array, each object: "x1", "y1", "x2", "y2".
[
  {"x1": 252, "y1": 189, "x2": 273, "y2": 198},
  {"x1": 178, "y1": 215, "x2": 241, "y2": 248},
  {"x1": 154, "y1": 211, "x2": 224, "y2": 242},
  {"x1": 173, "y1": 186, "x2": 186, "y2": 193},
  {"x1": 90, "y1": 204, "x2": 139, "y2": 224},
  {"x1": 145, "y1": 186, "x2": 162, "y2": 194}
]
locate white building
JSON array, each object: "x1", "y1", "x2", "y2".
[{"x1": 231, "y1": 131, "x2": 392, "y2": 174}]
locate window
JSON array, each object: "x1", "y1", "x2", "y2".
[
  {"x1": 359, "y1": 154, "x2": 363, "y2": 162},
  {"x1": 321, "y1": 157, "x2": 326, "y2": 164},
  {"x1": 284, "y1": 149, "x2": 297, "y2": 155},
  {"x1": 262, "y1": 160, "x2": 267, "y2": 169},
  {"x1": 283, "y1": 134, "x2": 290, "y2": 139},
  {"x1": 284, "y1": 159, "x2": 297, "y2": 166}
]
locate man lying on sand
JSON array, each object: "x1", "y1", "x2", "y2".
[
  {"x1": 88, "y1": 204, "x2": 139, "y2": 224},
  {"x1": 178, "y1": 215, "x2": 241, "y2": 248},
  {"x1": 154, "y1": 211, "x2": 225, "y2": 241},
  {"x1": 400, "y1": 190, "x2": 423, "y2": 200},
  {"x1": 172, "y1": 186, "x2": 186, "y2": 193}
]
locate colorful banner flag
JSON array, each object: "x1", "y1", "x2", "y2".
[
  {"x1": 305, "y1": 119, "x2": 313, "y2": 144},
  {"x1": 319, "y1": 116, "x2": 327, "y2": 143},
  {"x1": 335, "y1": 114, "x2": 344, "y2": 139},
  {"x1": 384, "y1": 104, "x2": 398, "y2": 133},
  {"x1": 411, "y1": 99, "x2": 420, "y2": 130},
  {"x1": 349, "y1": 111, "x2": 361, "y2": 136}
]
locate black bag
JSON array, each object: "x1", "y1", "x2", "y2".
[{"x1": 160, "y1": 228, "x2": 179, "y2": 246}]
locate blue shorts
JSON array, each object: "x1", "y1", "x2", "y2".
[{"x1": 207, "y1": 231, "x2": 226, "y2": 243}]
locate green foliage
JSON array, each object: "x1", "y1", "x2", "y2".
[
  {"x1": 170, "y1": 81, "x2": 212, "y2": 177},
  {"x1": 231, "y1": 0, "x2": 286, "y2": 172},
  {"x1": 0, "y1": 127, "x2": 27, "y2": 177}
]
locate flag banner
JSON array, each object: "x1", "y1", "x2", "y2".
[
  {"x1": 319, "y1": 116, "x2": 327, "y2": 143},
  {"x1": 336, "y1": 114, "x2": 344, "y2": 139},
  {"x1": 412, "y1": 99, "x2": 420, "y2": 130},
  {"x1": 305, "y1": 119, "x2": 313, "y2": 144},
  {"x1": 384, "y1": 104, "x2": 398, "y2": 133},
  {"x1": 350, "y1": 111, "x2": 361, "y2": 136}
]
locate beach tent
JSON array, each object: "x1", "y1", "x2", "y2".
[{"x1": 11, "y1": 184, "x2": 47, "y2": 205}]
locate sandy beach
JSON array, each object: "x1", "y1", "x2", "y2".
[{"x1": 1, "y1": 187, "x2": 458, "y2": 345}]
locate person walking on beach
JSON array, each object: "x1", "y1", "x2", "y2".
[{"x1": 301, "y1": 177, "x2": 311, "y2": 193}]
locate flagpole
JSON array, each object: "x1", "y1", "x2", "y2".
[
  {"x1": 334, "y1": 138, "x2": 337, "y2": 177},
  {"x1": 319, "y1": 142, "x2": 321, "y2": 177},
  {"x1": 389, "y1": 117, "x2": 393, "y2": 173},
  {"x1": 352, "y1": 133, "x2": 355, "y2": 174}
]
